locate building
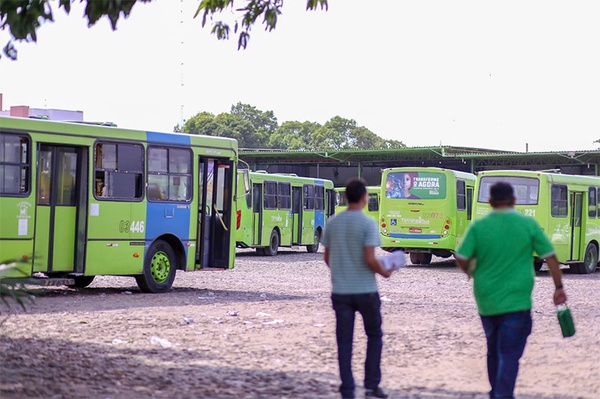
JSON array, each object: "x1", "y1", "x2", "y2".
[{"x1": 0, "y1": 93, "x2": 83, "y2": 121}]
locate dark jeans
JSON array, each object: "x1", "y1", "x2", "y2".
[
  {"x1": 480, "y1": 310, "x2": 532, "y2": 399},
  {"x1": 332, "y1": 292, "x2": 383, "y2": 399}
]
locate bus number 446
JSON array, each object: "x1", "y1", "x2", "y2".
[{"x1": 119, "y1": 220, "x2": 145, "y2": 233}]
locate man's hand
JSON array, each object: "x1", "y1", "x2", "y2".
[{"x1": 554, "y1": 287, "x2": 567, "y2": 306}]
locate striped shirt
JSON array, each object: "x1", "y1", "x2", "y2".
[{"x1": 322, "y1": 209, "x2": 382, "y2": 294}]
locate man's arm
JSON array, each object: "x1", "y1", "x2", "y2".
[
  {"x1": 364, "y1": 246, "x2": 392, "y2": 278},
  {"x1": 545, "y1": 254, "x2": 567, "y2": 305},
  {"x1": 324, "y1": 247, "x2": 330, "y2": 268},
  {"x1": 455, "y1": 257, "x2": 469, "y2": 274}
]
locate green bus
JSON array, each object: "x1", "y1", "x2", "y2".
[
  {"x1": 235, "y1": 169, "x2": 335, "y2": 255},
  {"x1": 0, "y1": 116, "x2": 237, "y2": 292},
  {"x1": 474, "y1": 169, "x2": 600, "y2": 274},
  {"x1": 379, "y1": 167, "x2": 476, "y2": 264},
  {"x1": 334, "y1": 186, "x2": 380, "y2": 222}
]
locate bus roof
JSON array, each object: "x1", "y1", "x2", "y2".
[
  {"x1": 476, "y1": 169, "x2": 600, "y2": 185},
  {"x1": 0, "y1": 116, "x2": 238, "y2": 151},
  {"x1": 381, "y1": 166, "x2": 476, "y2": 180}
]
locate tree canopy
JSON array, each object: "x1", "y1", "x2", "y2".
[
  {"x1": 175, "y1": 102, "x2": 406, "y2": 151},
  {"x1": 0, "y1": 0, "x2": 328, "y2": 60}
]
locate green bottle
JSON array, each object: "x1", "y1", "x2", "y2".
[{"x1": 556, "y1": 304, "x2": 575, "y2": 338}]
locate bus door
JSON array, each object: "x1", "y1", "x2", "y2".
[
  {"x1": 252, "y1": 183, "x2": 263, "y2": 245},
  {"x1": 570, "y1": 192, "x2": 583, "y2": 260},
  {"x1": 292, "y1": 186, "x2": 302, "y2": 244},
  {"x1": 34, "y1": 144, "x2": 88, "y2": 274},
  {"x1": 197, "y1": 158, "x2": 233, "y2": 268}
]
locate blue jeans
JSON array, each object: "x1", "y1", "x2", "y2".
[
  {"x1": 480, "y1": 310, "x2": 532, "y2": 399},
  {"x1": 332, "y1": 292, "x2": 383, "y2": 399}
]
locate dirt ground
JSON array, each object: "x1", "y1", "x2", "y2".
[{"x1": 1, "y1": 248, "x2": 599, "y2": 399}]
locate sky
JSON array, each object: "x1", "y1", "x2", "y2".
[{"x1": 1, "y1": 0, "x2": 599, "y2": 153}]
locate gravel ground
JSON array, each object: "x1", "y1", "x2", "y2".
[{"x1": 1, "y1": 248, "x2": 599, "y2": 399}]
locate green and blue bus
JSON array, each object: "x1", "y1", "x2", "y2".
[
  {"x1": 474, "y1": 169, "x2": 600, "y2": 274},
  {"x1": 334, "y1": 186, "x2": 381, "y2": 222},
  {"x1": 235, "y1": 169, "x2": 335, "y2": 255},
  {"x1": 0, "y1": 116, "x2": 237, "y2": 292},
  {"x1": 379, "y1": 167, "x2": 476, "y2": 264}
]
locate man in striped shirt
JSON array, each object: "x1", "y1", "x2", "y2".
[{"x1": 322, "y1": 178, "x2": 393, "y2": 399}]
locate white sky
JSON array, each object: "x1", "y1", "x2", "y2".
[{"x1": 1, "y1": 0, "x2": 599, "y2": 153}]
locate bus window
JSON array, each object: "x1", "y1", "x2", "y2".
[
  {"x1": 551, "y1": 184, "x2": 568, "y2": 217},
  {"x1": 95, "y1": 142, "x2": 143, "y2": 200},
  {"x1": 278, "y1": 182, "x2": 291, "y2": 209},
  {"x1": 589, "y1": 187, "x2": 597, "y2": 218},
  {"x1": 0, "y1": 134, "x2": 29, "y2": 195},
  {"x1": 336, "y1": 190, "x2": 347, "y2": 207},
  {"x1": 478, "y1": 176, "x2": 539, "y2": 205},
  {"x1": 368, "y1": 193, "x2": 379, "y2": 212},
  {"x1": 457, "y1": 180, "x2": 466, "y2": 210},
  {"x1": 147, "y1": 147, "x2": 192, "y2": 201},
  {"x1": 304, "y1": 184, "x2": 315, "y2": 210},
  {"x1": 315, "y1": 185, "x2": 325, "y2": 211},
  {"x1": 264, "y1": 181, "x2": 277, "y2": 209}
]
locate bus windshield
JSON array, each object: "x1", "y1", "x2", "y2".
[
  {"x1": 385, "y1": 171, "x2": 446, "y2": 199},
  {"x1": 478, "y1": 176, "x2": 539, "y2": 205}
]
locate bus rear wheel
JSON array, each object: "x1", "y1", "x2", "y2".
[
  {"x1": 307, "y1": 230, "x2": 321, "y2": 253},
  {"x1": 572, "y1": 243, "x2": 598, "y2": 274},
  {"x1": 69, "y1": 275, "x2": 95, "y2": 288},
  {"x1": 264, "y1": 230, "x2": 279, "y2": 256},
  {"x1": 136, "y1": 240, "x2": 177, "y2": 293},
  {"x1": 410, "y1": 252, "x2": 432, "y2": 265}
]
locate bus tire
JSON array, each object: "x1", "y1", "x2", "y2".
[
  {"x1": 573, "y1": 243, "x2": 598, "y2": 274},
  {"x1": 306, "y1": 230, "x2": 321, "y2": 253},
  {"x1": 136, "y1": 240, "x2": 177, "y2": 293},
  {"x1": 264, "y1": 230, "x2": 279, "y2": 256},
  {"x1": 70, "y1": 275, "x2": 95, "y2": 288},
  {"x1": 410, "y1": 252, "x2": 432, "y2": 265},
  {"x1": 533, "y1": 259, "x2": 544, "y2": 272}
]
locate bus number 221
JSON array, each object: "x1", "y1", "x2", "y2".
[{"x1": 524, "y1": 209, "x2": 536, "y2": 217}]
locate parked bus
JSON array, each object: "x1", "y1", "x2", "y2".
[
  {"x1": 235, "y1": 169, "x2": 335, "y2": 255},
  {"x1": 379, "y1": 167, "x2": 476, "y2": 264},
  {"x1": 474, "y1": 169, "x2": 600, "y2": 274},
  {"x1": 0, "y1": 116, "x2": 237, "y2": 292},
  {"x1": 334, "y1": 186, "x2": 381, "y2": 222}
]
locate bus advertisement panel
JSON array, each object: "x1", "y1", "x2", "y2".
[
  {"x1": 0, "y1": 116, "x2": 238, "y2": 292},
  {"x1": 235, "y1": 170, "x2": 335, "y2": 255},
  {"x1": 379, "y1": 167, "x2": 476, "y2": 264},
  {"x1": 474, "y1": 170, "x2": 600, "y2": 274},
  {"x1": 334, "y1": 186, "x2": 380, "y2": 222}
]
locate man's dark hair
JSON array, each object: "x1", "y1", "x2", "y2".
[
  {"x1": 490, "y1": 181, "x2": 514, "y2": 206},
  {"x1": 345, "y1": 178, "x2": 367, "y2": 204}
]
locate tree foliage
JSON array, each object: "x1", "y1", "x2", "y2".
[
  {"x1": 176, "y1": 103, "x2": 406, "y2": 151},
  {"x1": 0, "y1": 0, "x2": 328, "y2": 60}
]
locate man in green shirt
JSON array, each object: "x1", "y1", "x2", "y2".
[{"x1": 455, "y1": 181, "x2": 567, "y2": 399}]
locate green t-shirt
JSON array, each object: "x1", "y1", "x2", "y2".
[{"x1": 455, "y1": 208, "x2": 555, "y2": 316}]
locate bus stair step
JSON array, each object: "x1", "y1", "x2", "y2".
[{"x1": 4, "y1": 277, "x2": 75, "y2": 286}]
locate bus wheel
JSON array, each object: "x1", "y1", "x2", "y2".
[
  {"x1": 410, "y1": 252, "x2": 432, "y2": 265},
  {"x1": 70, "y1": 275, "x2": 95, "y2": 288},
  {"x1": 573, "y1": 243, "x2": 598, "y2": 274},
  {"x1": 306, "y1": 231, "x2": 321, "y2": 253},
  {"x1": 264, "y1": 230, "x2": 279, "y2": 256},
  {"x1": 136, "y1": 240, "x2": 177, "y2": 293},
  {"x1": 533, "y1": 259, "x2": 544, "y2": 272}
]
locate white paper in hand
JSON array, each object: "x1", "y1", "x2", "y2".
[{"x1": 379, "y1": 250, "x2": 407, "y2": 272}]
